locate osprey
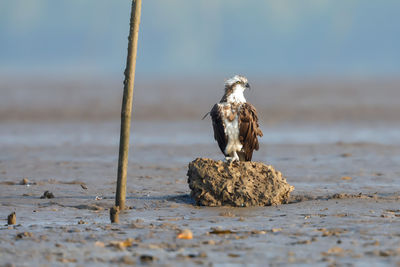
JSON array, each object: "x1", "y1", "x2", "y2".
[{"x1": 209, "y1": 75, "x2": 263, "y2": 162}]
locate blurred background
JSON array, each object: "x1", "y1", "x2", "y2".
[{"x1": 0, "y1": 0, "x2": 399, "y2": 126}]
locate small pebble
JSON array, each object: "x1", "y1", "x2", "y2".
[
  {"x1": 7, "y1": 212, "x2": 16, "y2": 225},
  {"x1": 40, "y1": 191, "x2": 55, "y2": 199}
]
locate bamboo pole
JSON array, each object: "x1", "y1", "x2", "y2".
[
  {"x1": 110, "y1": 206, "x2": 120, "y2": 223},
  {"x1": 115, "y1": 0, "x2": 142, "y2": 211}
]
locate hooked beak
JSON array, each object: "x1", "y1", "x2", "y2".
[{"x1": 245, "y1": 83, "x2": 251, "y2": 90}]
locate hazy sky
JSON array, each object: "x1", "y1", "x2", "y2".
[{"x1": 0, "y1": 0, "x2": 399, "y2": 77}]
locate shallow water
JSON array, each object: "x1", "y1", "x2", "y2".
[{"x1": 1, "y1": 120, "x2": 400, "y2": 147}]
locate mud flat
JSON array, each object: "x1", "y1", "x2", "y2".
[
  {"x1": 1, "y1": 120, "x2": 400, "y2": 266},
  {"x1": 188, "y1": 158, "x2": 294, "y2": 207}
]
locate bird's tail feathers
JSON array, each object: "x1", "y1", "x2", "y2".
[{"x1": 201, "y1": 112, "x2": 211, "y2": 120}]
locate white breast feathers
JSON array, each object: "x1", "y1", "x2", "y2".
[{"x1": 219, "y1": 103, "x2": 243, "y2": 161}]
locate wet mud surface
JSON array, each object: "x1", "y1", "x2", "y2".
[{"x1": 0, "y1": 120, "x2": 400, "y2": 266}]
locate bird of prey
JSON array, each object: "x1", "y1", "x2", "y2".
[{"x1": 208, "y1": 75, "x2": 263, "y2": 162}]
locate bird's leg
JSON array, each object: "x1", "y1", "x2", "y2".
[
  {"x1": 232, "y1": 151, "x2": 240, "y2": 162},
  {"x1": 225, "y1": 156, "x2": 233, "y2": 162},
  {"x1": 225, "y1": 152, "x2": 239, "y2": 163}
]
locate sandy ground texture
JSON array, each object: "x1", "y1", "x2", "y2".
[{"x1": 0, "y1": 119, "x2": 400, "y2": 266}]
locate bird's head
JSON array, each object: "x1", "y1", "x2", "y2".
[{"x1": 224, "y1": 75, "x2": 250, "y2": 94}]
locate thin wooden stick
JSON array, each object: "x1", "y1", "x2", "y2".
[
  {"x1": 110, "y1": 206, "x2": 120, "y2": 223},
  {"x1": 115, "y1": 0, "x2": 142, "y2": 211}
]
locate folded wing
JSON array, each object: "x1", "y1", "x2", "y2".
[
  {"x1": 210, "y1": 104, "x2": 227, "y2": 156},
  {"x1": 238, "y1": 103, "x2": 263, "y2": 161}
]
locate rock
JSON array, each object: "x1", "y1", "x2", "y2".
[
  {"x1": 40, "y1": 191, "x2": 54, "y2": 199},
  {"x1": 20, "y1": 178, "x2": 29, "y2": 185},
  {"x1": 7, "y1": 212, "x2": 16, "y2": 225},
  {"x1": 187, "y1": 158, "x2": 294, "y2": 207},
  {"x1": 16, "y1": 232, "x2": 34, "y2": 239},
  {"x1": 108, "y1": 238, "x2": 133, "y2": 250},
  {"x1": 177, "y1": 229, "x2": 193, "y2": 240},
  {"x1": 140, "y1": 255, "x2": 155, "y2": 263}
]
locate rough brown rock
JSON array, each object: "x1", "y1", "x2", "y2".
[{"x1": 187, "y1": 158, "x2": 294, "y2": 207}]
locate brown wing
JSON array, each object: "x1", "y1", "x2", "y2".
[
  {"x1": 239, "y1": 103, "x2": 263, "y2": 161},
  {"x1": 210, "y1": 104, "x2": 228, "y2": 156}
]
